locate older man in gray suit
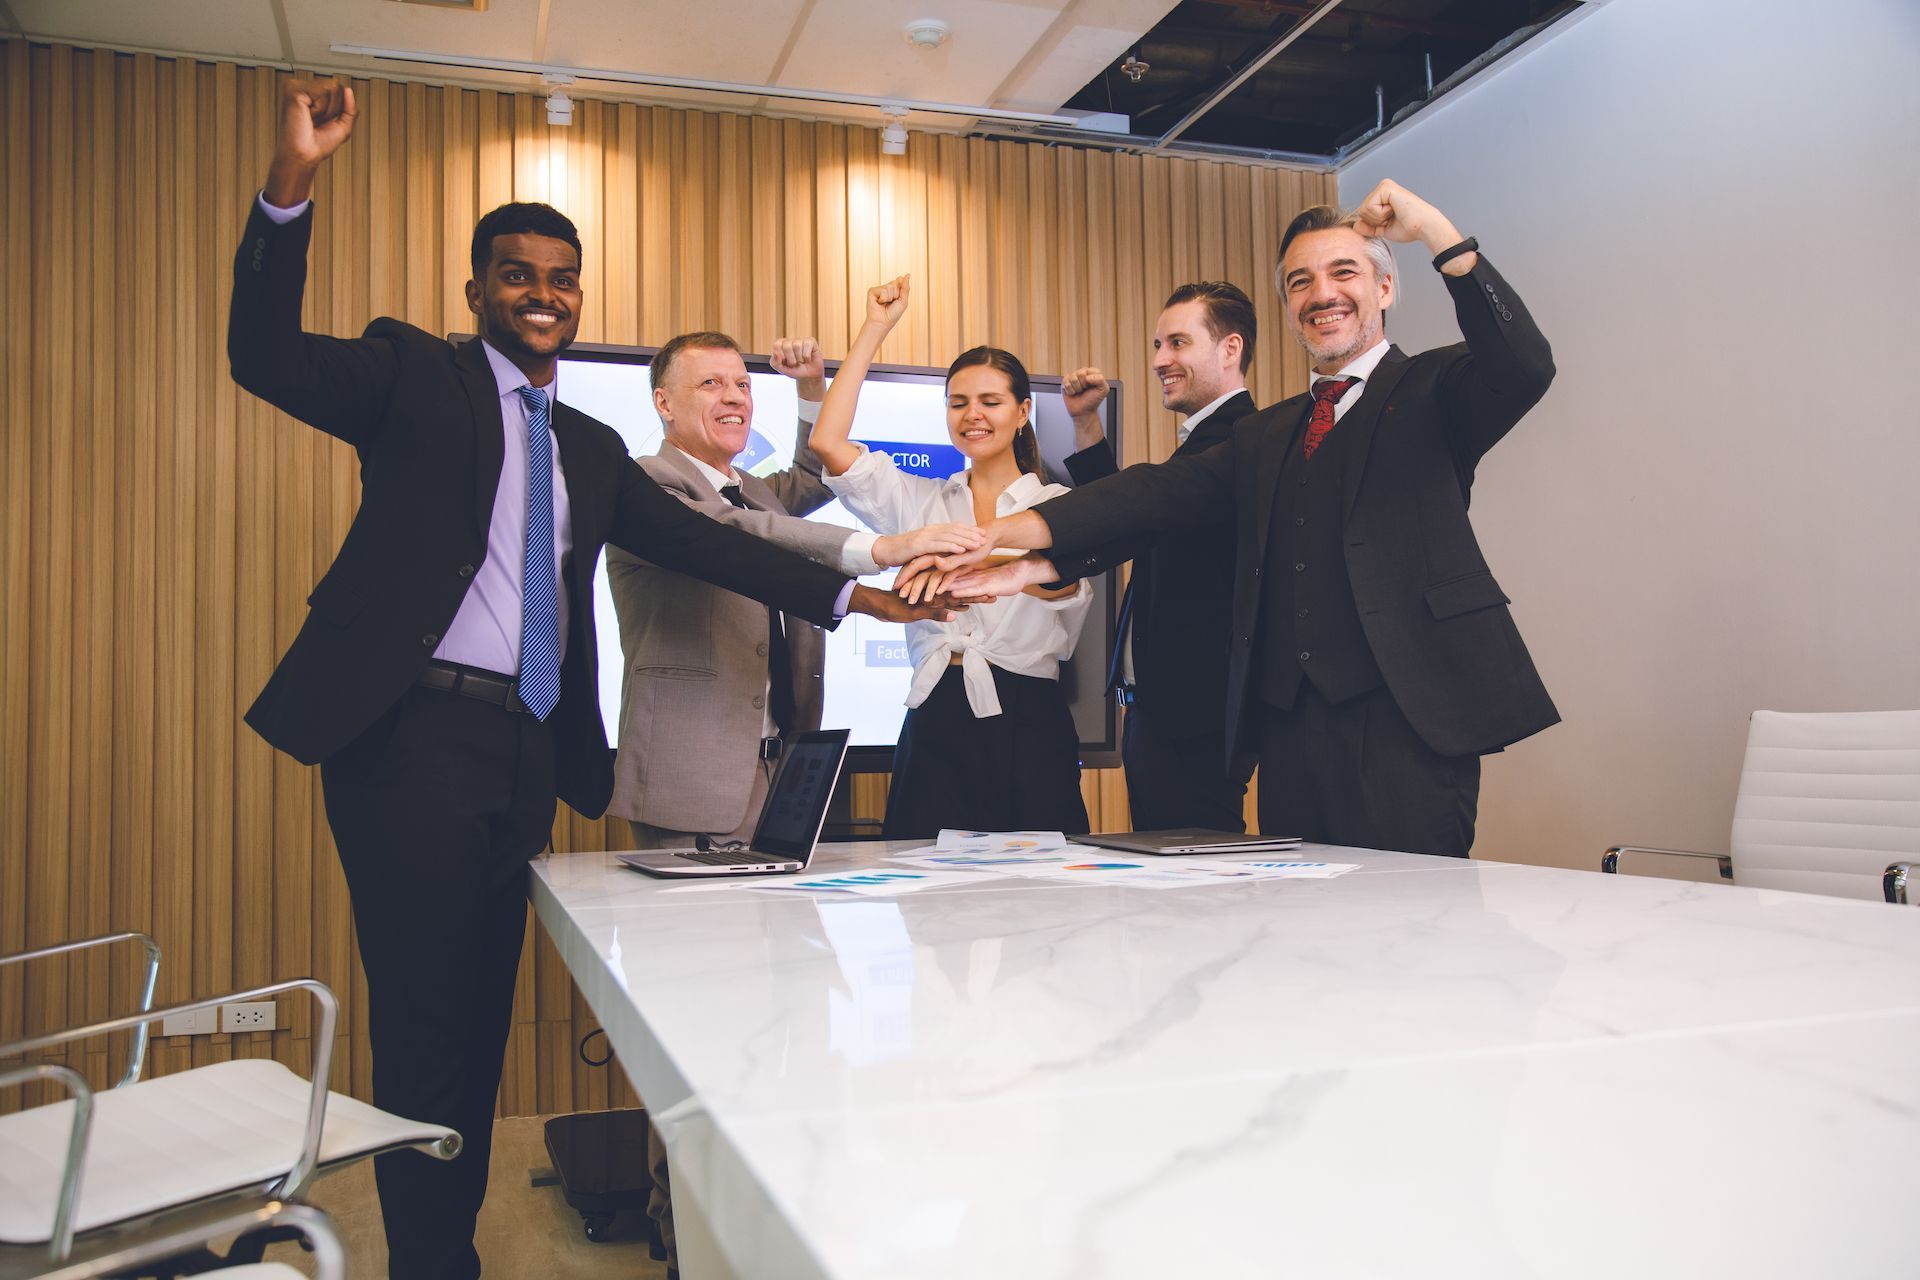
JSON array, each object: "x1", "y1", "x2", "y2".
[{"x1": 607, "y1": 331, "x2": 980, "y2": 849}]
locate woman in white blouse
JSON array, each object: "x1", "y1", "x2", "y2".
[{"x1": 810, "y1": 275, "x2": 1095, "y2": 838}]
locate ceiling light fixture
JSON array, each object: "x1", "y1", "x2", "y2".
[
  {"x1": 904, "y1": 19, "x2": 950, "y2": 49},
  {"x1": 880, "y1": 111, "x2": 908, "y2": 156},
  {"x1": 543, "y1": 72, "x2": 575, "y2": 126}
]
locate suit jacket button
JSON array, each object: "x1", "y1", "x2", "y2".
[
  {"x1": 422, "y1": 634, "x2": 439, "y2": 648},
  {"x1": 1299, "y1": 651, "x2": 1312, "y2": 662},
  {"x1": 756, "y1": 641, "x2": 769, "y2": 657},
  {"x1": 752, "y1": 694, "x2": 766, "y2": 710},
  {"x1": 458, "y1": 564, "x2": 476, "y2": 578}
]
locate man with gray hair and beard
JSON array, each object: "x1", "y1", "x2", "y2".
[{"x1": 929, "y1": 180, "x2": 1559, "y2": 857}]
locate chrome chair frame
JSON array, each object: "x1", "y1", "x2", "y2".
[{"x1": 1, "y1": 956, "x2": 344, "y2": 1269}]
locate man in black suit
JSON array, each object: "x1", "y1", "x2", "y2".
[
  {"x1": 228, "y1": 79, "x2": 947, "y2": 1279},
  {"x1": 1056, "y1": 283, "x2": 1261, "y2": 832},
  {"x1": 938, "y1": 181, "x2": 1557, "y2": 857}
]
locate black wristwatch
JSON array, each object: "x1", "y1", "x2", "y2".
[{"x1": 1431, "y1": 236, "x2": 1478, "y2": 272}]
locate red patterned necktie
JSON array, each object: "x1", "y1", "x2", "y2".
[{"x1": 1302, "y1": 376, "x2": 1361, "y2": 460}]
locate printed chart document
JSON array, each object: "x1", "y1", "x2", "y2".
[{"x1": 748, "y1": 868, "x2": 988, "y2": 898}]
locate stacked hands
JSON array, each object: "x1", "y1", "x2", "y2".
[{"x1": 890, "y1": 535, "x2": 1056, "y2": 606}]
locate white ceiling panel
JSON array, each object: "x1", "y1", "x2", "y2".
[
  {"x1": 3, "y1": 0, "x2": 1174, "y2": 130},
  {"x1": 9, "y1": 0, "x2": 287, "y2": 61},
  {"x1": 540, "y1": 0, "x2": 814, "y2": 84},
  {"x1": 995, "y1": 0, "x2": 1176, "y2": 112},
  {"x1": 782, "y1": 0, "x2": 1064, "y2": 104},
  {"x1": 284, "y1": 0, "x2": 546, "y2": 66}
]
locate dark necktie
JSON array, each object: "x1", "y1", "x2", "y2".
[
  {"x1": 514, "y1": 385, "x2": 561, "y2": 720},
  {"x1": 1302, "y1": 376, "x2": 1361, "y2": 460},
  {"x1": 720, "y1": 483, "x2": 795, "y2": 734}
]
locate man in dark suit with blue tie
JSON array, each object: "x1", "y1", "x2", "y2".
[
  {"x1": 228, "y1": 78, "x2": 947, "y2": 1279},
  {"x1": 1057, "y1": 283, "x2": 1262, "y2": 832}
]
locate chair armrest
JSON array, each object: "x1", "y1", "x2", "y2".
[
  {"x1": 0, "y1": 977, "x2": 340, "y2": 1202},
  {"x1": 1, "y1": 933, "x2": 163, "y2": 1087},
  {"x1": 0, "y1": 1062, "x2": 93, "y2": 1263},
  {"x1": 34, "y1": 1200, "x2": 347, "y2": 1280},
  {"x1": 1886, "y1": 862, "x2": 1913, "y2": 905},
  {"x1": 1602, "y1": 846, "x2": 1734, "y2": 879}
]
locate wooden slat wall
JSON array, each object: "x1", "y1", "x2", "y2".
[{"x1": 0, "y1": 39, "x2": 1334, "y2": 1116}]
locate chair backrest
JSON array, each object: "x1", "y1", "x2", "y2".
[{"x1": 1730, "y1": 709, "x2": 1920, "y2": 899}]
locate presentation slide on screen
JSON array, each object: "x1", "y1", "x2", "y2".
[{"x1": 557, "y1": 360, "x2": 996, "y2": 749}]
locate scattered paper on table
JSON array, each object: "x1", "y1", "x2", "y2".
[
  {"x1": 1220, "y1": 861, "x2": 1360, "y2": 879},
  {"x1": 748, "y1": 868, "x2": 988, "y2": 897},
  {"x1": 934, "y1": 830, "x2": 1071, "y2": 853},
  {"x1": 888, "y1": 849, "x2": 1090, "y2": 876}
]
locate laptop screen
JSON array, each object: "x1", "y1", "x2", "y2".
[{"x1": 750, "y1": 730, "x2": 851, "y2": 860}]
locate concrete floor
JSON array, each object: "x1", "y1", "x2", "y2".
[{"x1": 262, "y1": 1116, "x2": 668, "y2": 1278}]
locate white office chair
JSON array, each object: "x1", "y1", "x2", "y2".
[
  {"x1": 24, "y1": 1199, "x2": 345, "y2": 1280},
  {"x1": 1602, "y1": 709, "x2": 1920, "y2": 903},
  {"x1": 0, "y1": 932, "x2": 458, "y2": 1276}
]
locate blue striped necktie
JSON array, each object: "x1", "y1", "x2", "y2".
[{"x1": 516, "y1": 384, "x2": 561, "y2": 721}]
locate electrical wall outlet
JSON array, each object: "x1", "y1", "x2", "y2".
[
  {"x1": 220, "y1": 1001, "x2": 278, "y2": 1033},
  {"x1": 161, "y1": 1007, "x2": 218, "y2": 1037}
]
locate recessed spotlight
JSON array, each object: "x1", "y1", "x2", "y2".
[{"x1": 904, "y1": 19, "x2": 950, "y2": 49}]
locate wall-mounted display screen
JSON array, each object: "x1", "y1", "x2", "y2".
[{"x1": 551, "y1": 340, "x2": 1123, "y2": 771}]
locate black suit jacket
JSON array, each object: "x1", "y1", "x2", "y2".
[
  {"x1": 227, "y1": 203, "x2": 849, "y2": 818},
  {"x1": 1045, "y1": 256, "x2": 1559, "y2": 763},
  {"x1": 1063, "y1": 390, "x2": 1255, "y2": 738}
]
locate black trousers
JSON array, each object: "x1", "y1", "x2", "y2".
[
  {"x1": 320, "y1": 685, "x2": 557, "y2": 1280},
  {"x1": 1255, "y1": 683, "x2": 1480, "y2": 857},
  {"x1": 1121, "y1": 702, "x2": 1254, "y2": 833},
  {"x1": 884, "y1": 664, "x2": 1090, "y2": 839}
]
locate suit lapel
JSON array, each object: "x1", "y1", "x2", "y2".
[
  {"x1": 455, "y1": 338, "x2": 507, "y2": 540},
  {"x1": 652, "y1": 442, "x2": 723, "y2": 502},
  {"x1": 1175, "y1": 389, "x2": 1255, "y2": 457},
  {"x1": 1252, "y1": 391, "x2": 1311, "y2": 555},
  {"x1": 1337, "y1": 347, "x2": 1412, "y2": 519}
]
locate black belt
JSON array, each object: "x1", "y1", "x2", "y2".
[
  {"x1": 759, "y1": 736, "x2": 784, "y2": 762},
  {"x1": 418, "y1": 659, "x2": 534, "y2": 715}
]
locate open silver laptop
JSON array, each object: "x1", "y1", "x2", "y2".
[
  {"x1": 616, "y1": 729, "x2": 851, "y2": 878},
  {"x1": 1068, "y1": 829, "x2": 1303, "y2": 856}
]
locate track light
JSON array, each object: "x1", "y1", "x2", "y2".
[
  {"x1": 543, "y1": 72, "x2": 575, "y2": 126},
  {"x1": 880, "y1": 112, "x2": 908, "y2": 156}
]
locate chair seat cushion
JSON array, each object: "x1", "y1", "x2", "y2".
[{"x1": 0, "y1": 1057, "x2": 455, "y2": 1243}]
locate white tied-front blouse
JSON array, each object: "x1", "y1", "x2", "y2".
[{"x1": 824, "y1": 444, "x2": 1093, "y2": 719}]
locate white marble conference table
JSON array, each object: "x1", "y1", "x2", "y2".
[{"x1": 529, "y1": 841, "x2": 1920, "y2": 1280}]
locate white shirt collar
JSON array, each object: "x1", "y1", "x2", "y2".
[
  {"x1": 480, "y1": 339, "x2": 557, "y2": 405},
  {"x1": 941, "y1": 468, "x2": 1048, "y2": 514},
  {"x1": 667, "y1": 442, "x2": 740, "y2": 496},
  {"x1": 1176, "y1": 386, "x2": 1248, "y2": 445},
  {"x1": 1313, "y1": 338, "x2": 1391, "y2": 388}
]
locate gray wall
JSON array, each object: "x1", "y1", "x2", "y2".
[{"x1": 1336, "y1": 0, "x2": 1920, "y2": 870}]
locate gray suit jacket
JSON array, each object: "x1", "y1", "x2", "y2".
[{"x1": 607, "y1": 429, "x2": 860, "y2": 831}]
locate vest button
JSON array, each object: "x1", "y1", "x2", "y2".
[
  {"x1": 1294, "y1": 562, "x2": 1306, "y2": 572},
  {"x1": 1299, "y1": 651, "x2": 1312, "y2": 661}
]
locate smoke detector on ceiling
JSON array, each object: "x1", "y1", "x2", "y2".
[{"x1": 904, "y1": 19, "x2": 951, "y2": 49}]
